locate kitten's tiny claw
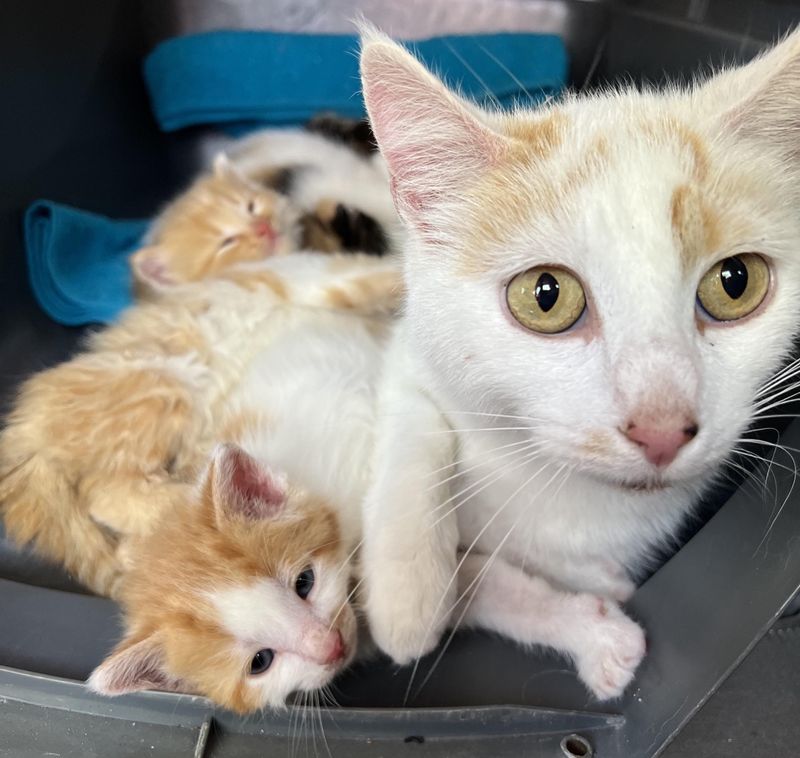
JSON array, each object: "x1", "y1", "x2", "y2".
[{"x1": 574, "y1": 598, "x2": 646, "y2": 700}]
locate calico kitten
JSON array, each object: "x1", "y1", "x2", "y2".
[
  {"x1": 0, "y1": 244, "x2": 400, "y2": 597},
  {"x1": 357, "y1": 26, "x2": 800, "y2": 697}
]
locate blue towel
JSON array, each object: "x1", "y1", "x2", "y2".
[
  {"x1": 24, "y1": 201, "x2": 147, "y2": 326},
  {"x1": 144, "y1": 31, "x2": 567, "y2": 132}
]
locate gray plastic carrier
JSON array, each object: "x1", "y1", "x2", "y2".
[{"x1": 2, "y1": 2, "x2": 800, "y2": 756}]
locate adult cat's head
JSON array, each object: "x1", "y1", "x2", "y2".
[{"x1": 360, "y1": 28, "x2": 800, "y2": 492}]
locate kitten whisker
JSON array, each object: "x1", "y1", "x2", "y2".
[{"x1": 328, "y1": 575, "x2": 365, "y2": 632}]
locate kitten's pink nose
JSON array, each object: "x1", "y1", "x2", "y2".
[
  {"x1": 322, "y1": 631, "x2": 345, "y2": 666},
  {"x1": 623, "y1": 418, "x2": 698, "y2": 467},
  {"x1": 252, "y1": 219, "x2": 275, "y2": 240}
]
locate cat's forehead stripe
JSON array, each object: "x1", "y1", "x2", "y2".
[{"x1": 670, "y1": 183, "x2": 722, "y2": 271}]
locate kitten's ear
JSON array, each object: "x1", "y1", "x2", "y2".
[
  {"x1": 209, "y1": 443, "x2": 287, "y2": 525},
  {"x1": 88, "y1": 633, "x2": 186, "y2": 696},
  {"x1": 130, "y1": 245, "x2": 176, "y2": 287},
  {"x1": 699, "y1": 28, "x2": 800, "y2": 155},
  {"x1": 359, "y1": 29, "x2": 509, "y2": 233}
]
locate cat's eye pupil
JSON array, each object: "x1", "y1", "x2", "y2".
[
  {"x1": 295, "y1": 567, "x2": 315, "y2": 599},
  {"x1": 250, "y1": 648, "x2": 274, "y2": 675},
  {"x1": 720, "y1": 256, "x2": 748, "y2": 300},
  {"x1": 534, "y1": 273, "x2": 560, "y2": 312}
]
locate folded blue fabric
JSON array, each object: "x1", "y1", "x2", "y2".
[
  {"x1": 24, "y1": 201, "x2": 147, "y2": 326},
  {"x1": 144, "y1": 31, "x2": 567, "y2": 132}
]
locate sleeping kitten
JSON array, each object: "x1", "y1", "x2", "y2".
[
  {"x1": 356, "y1": 26, "x2": 800, "y2": 698},
  {"x1": 0, "y1": 246, "x2": 400, "y2": 597}
]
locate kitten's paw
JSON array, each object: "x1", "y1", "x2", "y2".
[
  {"x1": 575, "y1": 598, "x2": 646, "y2": 700},
  {"x1": 366, "y1": 559, "x2": 455, "y2": 665}
]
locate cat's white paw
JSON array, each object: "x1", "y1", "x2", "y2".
[
  {"x1": 365, "y1": 558, "x2": 456, "y2": 665},
  {"x1": 574, "y1": 597, "x2": 646, "y2": 700}
]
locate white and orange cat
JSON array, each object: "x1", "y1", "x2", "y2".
[{"x1": 357, "y1": 24, "x2": 800, "y2": 701}]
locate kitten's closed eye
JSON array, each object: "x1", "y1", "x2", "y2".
[{"x1": 249, "y1": 648, "x2": 274, "y2": 676}]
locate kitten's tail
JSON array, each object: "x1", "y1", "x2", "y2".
[{"x1": 0, "y1": 448, "x2": 125, "y2": 597}]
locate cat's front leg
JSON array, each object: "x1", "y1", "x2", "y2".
[
  {"x1": 456, "y1": 553, "x2": 646, "y2": 700},
  {"x1": 362, "y1": 339, "x2": 460, "y2": 664}
]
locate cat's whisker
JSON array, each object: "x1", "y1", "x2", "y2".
[
  {"x1": 422, "y1": 425, "x2": 539, "y2": 436},
  {"x1": 442, "y1": 39, "x2": 503, "y2": 110},
  {"x1": 424, "y1": 435, "x2": 541, "y2": 480},
  {"x1": 426, "y1": 443, "x2": 545, "y2": 530},
  {"x1": 410, "y1": 463, "x2": 571, "y2": 701},
  {"x1": 755, "y1": 358, "x2": 800, "y2": 396},
  {"x1": 476, "y1": 42, "x2": 537, "y2": 105},
  {"x1": 403, "y1": 458, "x2": 556, "y2": 704},
  {"x1": 426, "y1": 438, "x2": 545, "y2": 493}
]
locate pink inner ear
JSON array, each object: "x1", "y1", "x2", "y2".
[
  {"x1": 136, "y1": 256, "x2": 174, "y2": 286},
  {"x1": 222, "y1": 446, "x2": 286, "y2": 520}
]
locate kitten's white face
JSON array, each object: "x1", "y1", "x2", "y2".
[{"x1": 362, "y1": 29, "x2": 800, "y2": 492}]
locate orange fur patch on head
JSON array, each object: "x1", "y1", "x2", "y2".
[
  {"x1": 670, "y1": 183, "x2": 722, "y2": 270},
  {"x1": 639, "y1": 116, "x2": 710, "y2": 182},
  {"x1": 502, "y1": 111, "x2": 567, "y2": 163},
  {"x1": 462, "y1": 126, "x2": 609, "y2": 275}
]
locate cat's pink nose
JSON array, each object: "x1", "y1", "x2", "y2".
[
  {"x1": 623, "y1": 419, "x2": 698, "y2": 467},
  {"x1": 253, "y1": 219, "x2": 275, "y2": 239}
]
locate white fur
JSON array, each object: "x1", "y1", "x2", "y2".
[{"x1": 357, "y1": 27, "x2": 800, "y2": 698}]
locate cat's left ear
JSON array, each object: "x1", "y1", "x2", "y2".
[
  {"x1": 208, "y1": 443, "x2": 288, "y2": 526},
  {"x1": 699, "y1": 28, "x2": 800, "y2": 154},
  {"x1": 359, "y1": 27, "x2": 511, "y2": 235},
  {"x1": 88, "y1": 632, "x2": 187, "y2": 696}
]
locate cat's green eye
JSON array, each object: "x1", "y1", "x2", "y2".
[
  {"x1": 696, "y1": 253, "x2": 769, "y2": 322},
  {"x1": 506, "y1": 266, "x2": 586, "y2": 334}
]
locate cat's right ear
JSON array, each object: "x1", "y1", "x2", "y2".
[
  {"x1": 208, "y1": 443, "x2": 287, "y2": 526},
  {"x1": 88, "y1": 633, "x2": 186, "y2": 696},
  {"x1": 129, "y1": 245, "x2": 176, "y2": 288},
  {"x1": 359, "y1": 28, "x2": 509, "y2": 236}
]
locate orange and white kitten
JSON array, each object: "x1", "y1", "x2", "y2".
[{"x1": 89, "y1": 443, "x2": 359, "y2": 714}]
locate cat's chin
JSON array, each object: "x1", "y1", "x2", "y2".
[{"x1": 616, "y1": 479, "x2": 669, "y2": 493}]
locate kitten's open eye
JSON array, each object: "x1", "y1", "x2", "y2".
[
  {"x1": 696, "y1": 253, "x2": 769, "y2": 322},
  {"x1": 295, "y1": 567, "x2": 315, "y2": 599},
  {"x1": 249, "y1": 648, "x2": 274, "y2": 676},
  {"x1": 247, "y1": 200, "x2": 256, "y2": 214},
  {"x1": 219, "y1": 235, "x2": 238, "y2": 250},
  {"x1": 506, "y1": 266, "x2": 586, "y2": 334}
]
